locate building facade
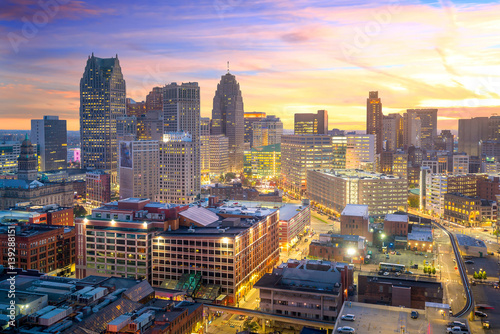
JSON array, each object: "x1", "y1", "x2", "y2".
[
  {"x1": 252, "y1": 115, "x2": 283, "y2": 148},
  {"x1": 31, "y1": 116, "x2": 67, "y2": 171},
  {"x1": 443, "y1": 193, "x2": 497, "y2": 226},
  {"x1": 294, "y1": 110, "x2": 328, "y2": 135},
  {"x1": 332, "y1": 136, "x2": 347, "y2": 170},
  {"x1": 86, "y1": 170, "x2": 111, "y2": 208},
  {"x1": 404, "y1": 109, "x2": 438, "y2": 151},
  {"x1": 209, "y1": 134, "x2": 229, "y2": 176},
  {"x1": 80, "y1": 54, "x2": 126, "y2": 176},
  {"x1": 211, "y1": 72, "x2": 245, "y2": 171},
  {"x1": 346, "y1": 134, "x2": 376, "y2": 170},
  {"x1": 367, "y1": 91, "x2": 383, "y2": 154},
  {"x1": 0, "y1": 141, "x2": 20, "y2": 174},
  {"x1": 278, "y1": 203, "x2": 310, "y2": 251},
  {"x1": 244, "y1": 112, "x2": 266, "y2": 147},
  {"x1": 249, "y1": 143, "x2": 281, "y2": 179},
  {"x1": 458, "y1": 117, "x2": 489, "y2": 157}
]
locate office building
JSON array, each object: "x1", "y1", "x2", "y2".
[
  {"x1": 0, "y1": 141, "x2": 21, "y2": 174},
  {"x1": 452, "y1": 154, "x2": 469, "y2": 175},
  {"x1": 255, "y1": 259, "x2": 352, "y2": 323},
  {"x1": 80, "y1": 54, "x2": 126, "y2": 176},
  {"x1": 382, "y1": 113, "x2": 403, "y2": 151},
  {"x1": 252, "y1": 115, "x2": 283, "y2": 148},
  {"x1": 480, "y1": 140, "x2": 500, "y2": 161},
  {"x1": 119, "y1": 140, "x2": 159, "y2": 200},
  {"x1": 367, "y1": 91, "x2": 383, "y2": 154},
  {"x1": 137, "y1": 110, "x2": 163, "y2": 141},
  {"x1": 435, "y1": 130, "x2": 454, "y2": 152},
  {"x1": 443, "y1": 193, "x2": 496, "y2": 226},
  {"x1": 458, "y1": 117, "x2": 489, "y2": 157},
  {"x1": 332, "y1": 136, "x2": 347, "y2": 169},
  {"x1": 488, "y1": 115, "x2": 500, "y2": 141},
  {"x1": 209, "y1": 134, "x2": 229, "y2": 176},
  {"x1": 152, "y1": 205, "x2": 280, "y2": 305},
  {"x1": 200, "y1": 117, "x2": 211, "y2": 179},
  {"x1": 377, "y1": 151, "x2": 393, "y2": 174},
  {"x1": 392, "y1": 151, "x2": 408, "y2": 179},
  {"x1": 0, "y1": 222, "x2": 75, "y2": 273},
  {"x1": 211, "y1": 72, "x2": 245, "y2": 171},
  {"x1": 294, "y1": 110, "x2": 328, "y2": 135},
  {"x1": 281, "y1": 135, "x2": 333, "y2": 197},
  {"x1": 248, "y1": 143, "x2": 281, "y2": 179},
  {"x1": 278, "y1": 203, "x2": 311, "y2": 251},
  {"x1": 158, "y1": 133, "x2": 197, "y2": 205},
  {"x1": 346, "y1": 134, "x2": 376, "y2": 170},
  {"x1": 145, "y1": 86, "x2": 163, "y2": 112},
  {"x1": 17, "y1": 134, "x2": 38, "y2": 181},
  {"x1": 307, "y1": 169, "x2": 408, "y2": 216},
  {"x1": 116, "y1": 116, "x2": 137, "y2": 142},
  {"x1": 244, "y1": 112, "x2": 266, "y2": 147},
  {"x1": 126, "y1": 98, "x2": 146, "y2": 117},
  {"x1": 163, "y1": 82, "x2": 201, "y2": 199},
  {"x1": 75, "y1": 198, "x2": 184, "y2": 280},
  {"x1": 404, "y1": 109, "x2": 438, "y2": 150},
  {"x1": 31, "y1": 116, "x2": 67, "y2": 171},
  {"x1": 86, "y1": 170, "x2": 111, "y2": 208}
]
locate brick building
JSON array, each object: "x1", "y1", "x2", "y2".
[
  {"x1": 209, "y1": 183, "x2": 282, "y2": 202},
  {"x1": 357, "y1": 274, "x2": 443, "y2": 309},
  {"x1": 383, "y1": 214, "x2": 408, "y2": 237},
  {"x1": 309, "y1": 234, "x2": 366, "y2": 263},
  {"x1": 340, "y1": 204, "x2": 372, "y2": 242}
]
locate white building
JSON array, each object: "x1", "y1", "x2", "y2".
[
  {"x1": 346, "y1": 134, "x2": 376, "y2": 170},
  {"x1": 158, "y1": 132, "x2": 197, "y2": 204},
  {"x1": 452, "y1": 155, "x2": 469, "y2": 175}
]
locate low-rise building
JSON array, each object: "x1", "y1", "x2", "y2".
[
  {"x1": 383, "y1": 214, "x2": 408, "y2": 237},
  {"x1": 278, "y1": 202, "x2": 310, "y2": 251},
  {"x1": 340, "y1": 205, "x2": 372, "y2": 242},
  {"x1": 456, "y1": 234, "x2": 487, "y2": 257},
  {"x1": 443, "y1": 192, "x2": 497, "y2": 226},
  {"x1": 255, "y1": 259, "x2": 353, "y2": 323},
  {"x1": 357, "y1": 274, "x2": 443, "y2": 309},
  {"x1": 309, "y1": 234, "x2": 366, "y2": 262},
  {"x1": 407, "y1": 225, "x2": 433, "y2": 252}
]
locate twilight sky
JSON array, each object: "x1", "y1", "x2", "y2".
[{"x1": 1, "y1": 0, "x2": 500, "y2": 131}]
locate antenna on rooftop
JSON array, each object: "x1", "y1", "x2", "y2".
[{"x1": 227, "y1": 61, "x2": 230, "y2": 74}]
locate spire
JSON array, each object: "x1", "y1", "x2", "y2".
[
  {"x1": 116, "y1": 53, "x2": 118, "y2": 59},
  {"x1": 227, "y1": 61, "x2": 230, "y2": 74},
  {"x1": 25, "y1": 133, "x2": 28, "y2": 141}
]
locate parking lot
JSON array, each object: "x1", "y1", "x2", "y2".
[{"x1": 365, "y1": 245, "x2": 436, "y2": 276}]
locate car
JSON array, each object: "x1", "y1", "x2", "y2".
[
  {"x1": 410, "y1": 310, "x2": 419, "y2": 319},
  {"x1": 476, "y1": 304, "x2": 494, "y2": 310},
  {"x1": 494, "y1": 283, "x2": 499, "y2": 289},
  {"x1": 475, "y1": 310, "x2": 488, "y2": 318},
  {"x1": 383, "y1": 272, "x2": 390, "y2": 276},
  {"x1": 341, "y1": 314, "x2": 355, "y2": 321},
  {"x1": 464, "y1": 260, "x2": 474, "y2": 264},
  {"x1": 337, "y1": 326, "x2": 355, "y2": 333},
  {"x1": 378, "y1": 270, "x2": 385, "y2": 275},
  {"x1": 386, "y1": 254, "x2": 390, "y2": 259},
  {"x1": 304, "y1": 239, "x2": 308, "y2": 242},
  {"x1": 396, "y1": 251, "x2": 401, "y2": 255},
  {"x1": 483, "y1": 229, "x2": 489, "y2": 232},
  {"x1": 395, "y1": 272, "x2": 401, "y2": 276},
  {"x1": 405, "y1": 270, "x2": 413, "y2": 274},
  {"x1": 424, "y1": 254, "x2": 428, "y2": 258},
  {"x1": 446, "y1": 326, "x2": 469, "y2": 334},
  {"x1": 447, "y1": 321, "x2": 467, "y2": 329},
  {"x1": 453, "y1": 258, "x2": 456, "y2": 262}
]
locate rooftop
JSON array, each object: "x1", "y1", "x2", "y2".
[
  {"x1": 279, "y1": 203, "x2": 308, "y2": 221},
  {"x1": 341, "y1": 204, "x2": 368, "y2": 217},
  {"x1": 456, "y1": 234, "x2": 487, "y2": 248},
  {"x1": 316, "y1": 169, "x2": 404, "y2": 180},
  {"x1": 385, "y1": 214, "x2": 408, "y2": 222},
  {"x1": 179, "y1": 206, "x2": 220, "y2": 226}
]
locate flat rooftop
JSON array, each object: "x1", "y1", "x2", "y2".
[
  {"x1": 279, "y1": 203, "x2": 308, "y2": 221},
  {"x1": 385, "y1": 213, "x2": 408, "y2": 222},
  {"x1": 456, "y1": 234, "x2": 487, "y2": 248},
  {"x1": 341, "y1": 204, "x2": 368, "y2": 217},
  {"x1": 316, "y1": 169, "x2": 404, "y2": 180},
  {"x1": 334, "y1": 301, "x2": 451, "y2": 334}
]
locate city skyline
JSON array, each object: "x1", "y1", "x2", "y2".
[{"x1": 1, "y1": 0, "x2": 500, "y2": 131}]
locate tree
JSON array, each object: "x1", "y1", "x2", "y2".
[
  {"x1": 243, "y1": 320, "x2": 259, "y2": 332},
  {"x1": 431, "y1": 267, "x2": 436, "y2": 275},
  {"x1": 423, "y1": 267, "x2": 428, "y2": 274},
  {"x1": 408, "y1": 194, "x2": 419, "y2": 208},
  {"x1": 225, "y1": 172, "x2": 237, "y2": 183},
  {"x1": 482, "y1": 271, "x2": 487, "y2": 279},
  {"x1": 74, "y1": 205, "x2": 87, "y2": 217},
  {"x1": 473, "y1": 271, "x2": 478, "y2": 279}
]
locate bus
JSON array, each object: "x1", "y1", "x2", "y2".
[{"x1": 379, "y1": 262, "x2": 406, "y2": 272}]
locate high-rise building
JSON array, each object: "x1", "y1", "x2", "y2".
[
  {"x1": 163, "y1": 82, "x2": 201, "y2": 198},
  {"x1": 244, "y1": 112, "x2": 266, "y2": 147},
  {"x1": 367, "y1": 91, "x2": 383, "y2": 154},
  {"x1": 80, "y1": 54, "x2": 126, "y2": 176},
  {"x1": 17, "y1": 135, "x2": 38, "y2": 181},
  {"x1": 31, "y1": 116, "x2": 67, "y2": 171},
  {"x1": 435, "y1": 130, "x2": 454, "y2": 152},
  {"x1": 119, "y1": 140, "x2": 159, "y2": 200},
  {"x1": 249, "y1": 143, "x2": 281, "y2": 179},
  {"x1": 200, "y1": 118, "x2": 211, "y2": 179},
  {"x1": 346, "y1": 134, "x2": 376, "y2": 169},
  {"x1": 281, "y1": 135, "x2": 333, "y2": 197},
  {"x1": 294, "y1": 110, "x2": 328, "y2": 135},
  {"x1": 126, "y1": 98, "x2": 146, "y2": 117},
  {"x1": 158, "y1": 133, "x2": 197, "y2": 205},
  {"x1": 452, "y1": 154, "x2": 469, "y2": 175},
  {"x1": 0, "y1": 141, "x2": 21, "y2": 174},
  {"x1": 145, "y1": 86, "x2": 163, "y2": 112},
  {"x1": 116, "y1": 116, "x2": 137, "y2": 142},
  {"x1": 332, "y1": 136, "x2": 347, "y2": 170},
  {"x1": 252, "y1": 115, "x2": 283, "y2": 148},
  {"x1": 137, "y1": 110, "x2": 164, "y2": 141},
  {"x1": 209, "y1": 134, "x2": 229, "y2": 176},
  {"x1": 392, "y1": 151, "x2": 409, "y2": 179},
  {"x1": 488, "y1": 116, "x2": 500, "y2": 141},
  {"x1": 458, "y1": 117, "x2": 489, "y2": 157},
  {"x1": 382, "y1": 113, "x2": 403, "y2": 151},
  {"x1": 211, "y1": 72, "x2": 245, "y2": 171},
  {"x1": 404, "y1": 109, "x2": 438, "y2": 150}
]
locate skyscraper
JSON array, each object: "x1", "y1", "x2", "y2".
[
  {"x1": 294, "y1": 110, "x2": 328, "y2": 135},
  {"x1": 458, "y1": 117, "x2": 488, "y2": 157},
  {"x1": 244, "y1": 112, "x2": 266, "y2": 147},
  {"x1": 404, "y1": 109, "x2": 438, "y2": 151},
  {"x1": 17, "y1": 135, "x2": 38, "y2": 181},
  {"x1": 163, "y1": 82, "x2": 201, "y2": 198},
  {"x1": 31, "y1": 116, "x2": 67, "y2": 171},
  {"x1": 382, "y1": 113, "x2": 403, "y2": 151},
  {"x1": 80, "y1": 54, "x2": 126, "y2": 176},
  {"x1": 211, "y1": 72, "x2": 245, "y2": 171},
  {"x1": 252, "y1": 115, "x2": 283, "y2": 148},
  {"x1": 366, "y1": 91, "x2": 383, "y2": 154}
]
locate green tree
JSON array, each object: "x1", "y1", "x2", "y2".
[
  {"x1": 408, "y1": 194, "x2": 419, "y2": 208},
  {"x1": 431, "y1": 267, "x2": 436, "y2": 275},
  {"x1": 482, "y1": 271, "x2": 487, "y2": 279},
  {"x1": 423, "y1": 267, "x2": 428, "y2": 274},
  {"x1": 243, "y1": 320, "x2": 259, "y2": 332},
  {"x1": 225, "y1": 172, "x2": 237, "y2": 183},
  {"x1": 473, "y1": 271, "x2": 478, "y2": 279},
  {"x1": 73, "y1": 205, "x2": 87, "y2": 217}
]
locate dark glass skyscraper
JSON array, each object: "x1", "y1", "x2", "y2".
[
  {"x1": 31, "y1": 116, "x2": 67, "y2": 171},
  {"x1": 211, "y1": 72, "x2": 245, "y2": 171},
  {"x1": 80, "y1": 54, "x2": 126, "y2": 174}
]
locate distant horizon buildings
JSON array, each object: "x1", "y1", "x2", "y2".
[
  {"x1": 31, "y1": 116, "x2": 67, "y2": 171},
  {"x1": 80, "y1": 54, "x2": 126, "y2": 179},
  {"x1": 211, "y1": 72, "x2": 245, "y2": 171}
]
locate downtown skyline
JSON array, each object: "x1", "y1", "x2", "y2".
[{"x1": 1, "y1": 0, "x2": 500, "y2": 131}]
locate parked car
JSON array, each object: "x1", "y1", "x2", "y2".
[
  {"x1": 395, "y1": 272, "x2": 401, "y2": 276},
  {"x1": 447, "y1": 326, "x2": 469, "y2": 334},
  {"x1": 341, "y1": 314, "x2": 355, "y2": 321},
  {"x1": 410, "y1": 310, "x2": 419, "y2": 319},
  {"x1": 493, "y1": 283, "x2": 499, "y2": 289},
  {"x1": 337, "y1": 326, "x2": 355, "y2": 333},
  {"x1": 396, "y1": 251, "x2": 401, "y2": 255},
  {"x1": 383, "y1": 272, "x2": 390, "y2": 276},
  {"x1": 464, "y1": 260, "x2": 474, "y2": 264},
  {"x1": 475, "y1": 310, "x2": 488, "y2": 318},
  {"x1": 386, "y1": 254, "x2": 390, "y2": 259},
  {"x1": 447, "y1": 321, "x2": 467, "y2": 329}
]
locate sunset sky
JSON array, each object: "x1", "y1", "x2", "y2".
[{"x1": 1, "y1": 0, "x2": 500, "y2": 131}]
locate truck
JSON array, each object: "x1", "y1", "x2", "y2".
[{"x1": 447, "y1": 327, "x2": 469, "y2": 334}]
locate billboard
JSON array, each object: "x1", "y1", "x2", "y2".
[{"x1": 120, "y1": 141, "x2": 133, "y2": 169}]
